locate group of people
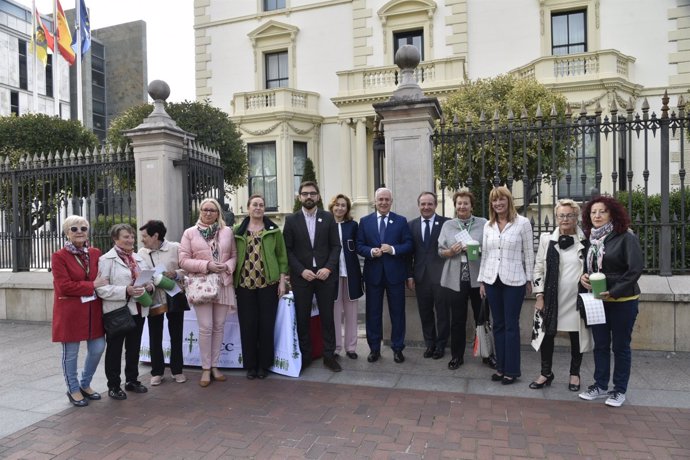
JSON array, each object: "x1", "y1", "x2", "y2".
[{"x1": 51, "y1": 182, "x2": 643, "y2": 408}]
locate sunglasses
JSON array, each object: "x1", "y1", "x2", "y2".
[{"x1": 70, "y1": 226, "x2": 89, "y2": 233}]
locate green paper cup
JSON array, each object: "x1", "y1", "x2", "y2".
[
  {"x1": 590, "y1": 272, "x2": 607, "y2": 299},
  {"x1": 154, "y1": 274, "x2": 176, "y2": 290},
  {"x1": 466, "y1": 240, "x2": 480, "y2": 261},
  {"x1": 135, "y1": 291, "x2": 153, "y2": 308}
]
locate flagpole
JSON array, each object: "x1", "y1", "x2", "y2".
[
  {"x1": 53, "y1": 0, "x2": 59, "y2": 117},
  {"x1": 32, "y1": 0, "x2": 37, "y2": 113},
  {"x1": 75, "y1": 0, "x2": 82, "y2": 123}
]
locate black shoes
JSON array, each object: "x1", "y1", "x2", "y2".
[
  {"x1": 568, "y1": 375, "x2": 581, "y2": 392},
  {"x1": 80, "y1": 387, "x2": 101, "y2": 400},
  {"x1": 108, "y1": 387, "x2": 127, "y2": 400},
  {"x1": 448, "y1": 357, "x2": 463, "y2": 370},
  {"x1": 66, "y1": 391, "x2": 88, "y2": 407},
  {"x1": 491, "y1": 373, "x2": 504, "y2": 382},
  {"x1": 501, "y1": 376, "x2": 518, "y2": 385},
  {"x1": 432, "y1": 349, "x2": 445, "y2": 360},
  {"x1": 246, "y1": 369, "x2": 257, "y2": 380},
  {"x1": 423, "y1": 347, "x2": 435, "y2": 358},
  {"x1": 367, "y1": 351, "x2": 381, "y2": 362},
  {"x1": 346, "y1": 351, "x2": 358, "y2": 359},
  {"x1": 393, "y1": 350, "x2": 405, "y2": 363},
  {"x1": 257, "y1": 368, "x2": 267, "y2": 379},
  {"x1": 529, "y1": 373, "x2": 555, "y2": 389},
  {"x1": 483, "y1": 355, "x2": 497, "y2": 369},
  {"x1": 324, "y1": 356, "x2": 342, "y2": 372},
  {"x1": 125, "y1": 381, "x2": 148, "y2": 393}
]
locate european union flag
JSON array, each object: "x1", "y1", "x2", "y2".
[{"x1": 72, "y1": 0, "x2": 91, "y2": 58}]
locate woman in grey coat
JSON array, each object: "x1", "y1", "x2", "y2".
[{"x1": 438, "y1": 191, "x2": 489, "y2": 370}]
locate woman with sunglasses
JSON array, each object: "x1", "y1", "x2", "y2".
[
  {"x1": 51, "y1": 216, "x2": 109, "y2": 407},
  {"x1": 179, "y1": 198, "x2": 237, "y2": 387}
]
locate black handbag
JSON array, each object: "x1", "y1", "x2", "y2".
[
  {"x1": 166, "y1": 292, "x2": 190, "y2": 313},
  {"x1": 103, "y1": 298, "x2": 136, "y2": 337}
]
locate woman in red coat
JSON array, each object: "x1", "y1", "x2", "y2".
[{"x1": 52, "y1": 215, "x2": 109, "y2": 407}]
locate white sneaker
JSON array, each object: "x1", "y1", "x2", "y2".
[
  {"x1": 150, "y1": 375, "x2": 163, "y2": 386},
  {"x1": 173, "y1": 373, "x2": 187, "y2": 383},
  {"x1": 605, "y1": 391, "x2": 626, "y2": 407},
  {"x1": 579, "y1": 385, "x2": 609, "y2": 400}
]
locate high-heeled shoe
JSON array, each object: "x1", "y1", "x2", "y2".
[
  {"x1": 568, "y1": 374, "x2": 581, "y2": 392},
  {"x1": 211, "y1": 367, "x2": 227, "y2": 382},
  {"x1": 529, "y1": 373, "x2": 555, "y2": 389},
  {"x1": 66, "y1": 391, "x2": 88, "y2": 407},
  {"x1": 199, "y1": 369, "x2": 211, "y2": 387}
]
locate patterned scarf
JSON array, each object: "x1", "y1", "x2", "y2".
[
  {"x1": 64, "y1": 241, "x2": 89, "y2": 270},
  {"x1": 197, "y1": 221, "x2": 220, "y2": 261},
  {"x1": 587, "y1": 221, "x2": 614, "y2": 273},
  {"x1": 114, "y1": 244, "x2": 140, "y2": 281}
]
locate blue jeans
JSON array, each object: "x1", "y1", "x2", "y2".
[
  {"x1": 485, "y1": 278, "x2": 525, "y2": 378},
  {"x1": 61, "y1": 337, "x2": 106, "y2": 394},
  {"x1": 591, "y1": 298, "x2": 639, "y2": 394}
]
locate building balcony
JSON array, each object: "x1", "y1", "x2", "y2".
[
  {"x1": 510, "y1": 49, "x2": 637, "y2": 89},
  {"x1": 332, "y1": 56, "x2": 467, "y2": 110},
  {"x1": 232, "y1": 88, "x2": 321, "y2": 119}
]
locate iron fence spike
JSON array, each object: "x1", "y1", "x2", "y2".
[{"x1": 535, "y1": 103, "x2": 542, "y2": 118}]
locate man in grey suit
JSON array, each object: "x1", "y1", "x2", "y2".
[
  {"x1": 283, "y1": 181, "x2": 342, "y2": 372},
  {"x1": 407, "y1": 191, "x2": 450, "y2": 359}
]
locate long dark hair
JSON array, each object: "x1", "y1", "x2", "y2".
[{"x1": 581, "y1": 195, "x2": 631, "y2": 237}]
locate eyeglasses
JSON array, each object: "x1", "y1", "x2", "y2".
[
  {"x1": 590, "y1": 209, "x2": 609, "y2": 216},
  {"x1": 201, "y1": 208, "x2": 219, "y2": 214},
  {"x1": 300, "y1": 192, "x2": 318, "y2": 197},
  {"x1": 556, "y1": 214, "x2": 577, "y2": 220},
  {"x1": 70, "y1": 226, "x2": 88, "y2": 232}
]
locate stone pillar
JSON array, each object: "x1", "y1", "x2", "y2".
[
  {"x1": 373, "y1": 46, "x2": 442, "y2": 347},
  {"x1": 352, "y1": 117, "x2": 370, "y2": 218},
  {"x1": 125, "y1": 80, "x2": 192, "y2": 243}
]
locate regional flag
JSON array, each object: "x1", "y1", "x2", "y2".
[
  {"x1": 30, "y1": 8, "x2": 54, "y2": 67},
  {"x1": 56, "y1": 0, "x2": 75, "y2": 65},
  {"x1": 71, "y1": 0, "x2": 91, "y2": 58}
]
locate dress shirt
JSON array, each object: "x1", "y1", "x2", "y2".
[
  {"x1": 373, "y1": 211, "x2": 396, "y2": 256},
  {"x1": 419, "y1": 215, "x2": 436, "y2": 243},
  {"x1": 302, "y1": 207, "x2": 317, "y2": 266},
  {"x1": 337, "y1": 222, "x2": 347, "y2": 277}
]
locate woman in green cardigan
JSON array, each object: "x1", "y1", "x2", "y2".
[{"x1": 234, "y1": 194, "x2": 289, "y2": 380}]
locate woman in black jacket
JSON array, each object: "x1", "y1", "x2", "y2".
[{"x1": 578, "y1": 195, "x2": 643, "y2": 408}]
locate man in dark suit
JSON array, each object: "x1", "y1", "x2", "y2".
[
  {"x1": 356, "y1": 187, "x2": 413, "y2": 363},
  {"x1": 407, "y1": 191, "x2": 450, "y2": 360},
  {"x1": 283, "y1": 181, "x2": 342, "y2": 372}
]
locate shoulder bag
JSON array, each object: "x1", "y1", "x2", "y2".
[
  {"x1": 184, "y1": 273, "x2": 220, "y2": 304},
  {"x1": 103, "y1": 296, "x2": 136, "y2": 337},
  {"x1": 473, "y1": 297, "x2": 495, "y2": 359}
]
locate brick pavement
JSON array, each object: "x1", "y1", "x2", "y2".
[{"x1": 1, "y1": 371, "x2": 689, "y2": 459}]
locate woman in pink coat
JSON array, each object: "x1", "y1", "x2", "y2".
[
  {"x1": 52, "y1": 215, "x2": 109, "y2": 407},
  {"x1": 179, "y1": 198, "x2": 237, "y2": 387}
]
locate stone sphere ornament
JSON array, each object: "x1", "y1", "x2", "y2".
[{"x1": 148, "y1": 80, "x2": 171, "y2": 102}]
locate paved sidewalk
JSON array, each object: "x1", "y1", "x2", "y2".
[{"x1": 1, "y1": 320, "x2": 689, "y2": 458}]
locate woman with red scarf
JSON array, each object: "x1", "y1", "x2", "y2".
[
  {"x1": 52, "y1": 215, "x2": 109, "y2": 407},
  {"x1": 96, "y1": 224, "x2": 154, "y2": 400}
]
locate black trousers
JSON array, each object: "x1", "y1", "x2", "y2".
[
  {"x1": 147, "y1": 311, "x2": 184, "y2": 376},
  {"x1": 105, "y1": 314, "x2": 145, "y2": 389},
  {"x1": 293, "y1": 275, "x2": 337, "y2": 365},
  {"x1": 447, "y1": 283, "x2": 482, "y2": 359},
  {"x1": 539, "y1": 331, "x2": 583, "y2": 377},
  {"x1": 414, "y1": 276, "x2": 449, "y2": 350},
  {"x1": 236, "y1": 284, "x2": 279, "y2": 372}
]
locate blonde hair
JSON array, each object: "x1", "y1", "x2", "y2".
[
  {"x1": 62, "y1": 215, "x2": 89, "y2": 235},
  {"x1": 555, "y1": 198, "x2": 581, "y2": 216},
  {"x1": 198, "y1": 198, "x2": 226, "y2": 228},
  {"x1": 328, "y1": 194, "x2": 353, "y2": 221},
  {"x1": 488, "y1": 186, "x2": 517, "y2": 224}
]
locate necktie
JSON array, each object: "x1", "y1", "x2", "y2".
[
  {"x1": 379, "y1": 214, "x2": 387, "y2": 241},
  {"x1": 423, "y1": 219, "x2": 431, "y2": 248}
]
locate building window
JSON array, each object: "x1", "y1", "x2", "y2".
[
  {"x1": 264, "y1": 0, "x2": 285, "y2": 11},
  {"x1": 248, "y1": 143, "x2": 278, "y2": 210},
  {"x1": 45, "y1": 54, "x2": 53, "y2": 98},
  {"x1": 293, "y1": 142, "x2": 307, "y2": 196},
  {"x1": 265, "y1": 51, "x2": 288, "y2": 89},
  {"x1": 559, "y1": 133, "x2": 597, "y2": 200},
  {"x1": 18, "y1": 39, "x2": 28, "y2": 90},
  {"x1": 10, "y1": 91, "x2": 19, "y2": 115},
  {"x1": 394, "y1": 29, "x2": 424, "y2": 60},
  {"x1": 91, "y1": 42, "x2": 106, "y2": 142},
  {"x1": 551, "y1": 10, "x2": 586, "y2": 55}
]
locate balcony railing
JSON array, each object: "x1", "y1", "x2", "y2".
[
  {"x1": 511, "y1": 49, "x2": 636, "y2": 85},
  {"x1": 232, "y1": 88, "x2": 320, "y2": 117},
  {"x1": 334, "y1": 56, "x2": 466, "y2": 104}
]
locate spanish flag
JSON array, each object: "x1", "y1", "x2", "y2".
[
  {"x1": 30, "y1": 7, "x2": 54, "y2": 67},
  {"x1": 56, "y1": 0, "x2": 75, "y2": 65}
]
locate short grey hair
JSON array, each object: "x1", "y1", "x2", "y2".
[
  {"x1": 62, "y1": 215, "x2": 89, "y2": 235},
  {"x1": 109, "y1": 223, "x2": 135, "y2": 241},
  {"x1": 555, "y1": 198, "x2": 581, "y2": 216}
]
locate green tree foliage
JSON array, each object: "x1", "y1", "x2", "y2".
[
  {"x1": 292, "y1": 157, "x2": 323, "y2": 211},
  {"x1": 437, "y1": 75, "x2": 570, "y2": 205},
  {"x1": 107, "y1": 100, "x2": 247, "y2": 191}
]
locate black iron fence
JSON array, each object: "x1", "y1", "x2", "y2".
[
  {"x1": 432, "y1": 92, "x2": 688, "y2": 275},
  {"x1": 0, "y1": 139, "x2": 226, "y2": 271}
]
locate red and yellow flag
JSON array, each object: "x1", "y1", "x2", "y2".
[
  {"x1": 56, "y1": 0, "x2": 75, "y2": 65},
  {"x1": 31, "y1": 7, "x2": 54, "y2": 67}
]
